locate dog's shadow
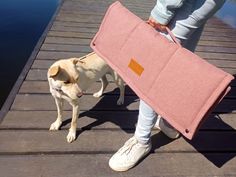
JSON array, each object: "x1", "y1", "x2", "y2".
[
  {"x1": 62, "y1": 76, "x2": 236, "y2": 168},
  {"x1": 61, "y1": 85, "x2": 139, "y2": 133}
]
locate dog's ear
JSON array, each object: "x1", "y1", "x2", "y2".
[{"x1": 48, "y1": 65, "x2": 60, "y2": 77}]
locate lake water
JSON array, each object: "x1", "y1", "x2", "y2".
[
  {"x1": 0, "y1": 0, "x2": 235, "y2": 109},
  {"x1": 0, "y1": 0, "x2": 59, "y2": 108},
  {"x1": 216, "y1": 0, "x2": 236, "y2": 28}
]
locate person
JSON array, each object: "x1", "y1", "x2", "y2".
[{"x1": 108, "y1": 0, "x2": 226, "y2": 172}]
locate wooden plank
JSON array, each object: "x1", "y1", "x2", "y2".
[
  {"x1": 65, "y1": 0, "x2": 155, "y2": 7},
  {"x1": 55, "y1": 15, "x2": 103, "y2": 23},
  {"x1": 199, "y1": 35, "x2": 236, "y2": 42},
  {"x1": 1, "y1": 111, "x2": 138, "y2": 130},
  {"x1": 18, "y1": 80, "x2": 236, "y2": 99},
  {"x1": 11, "y1": 94, "x2": 139, "y2": 111},
  {"x1": 36, "y1": 51, "x2": 88, "y2": 60},
  {"x1": 0, "y1": 153, "x2": 235, "y2": 177},
  {"x1": 48, "y1": 31, "x2": 95, "y2": 38},
  {"x1": 32, "y1": 60, "x2": 55, "y2": 69},
  {"x1": 0, "y1": 130, "x2": 235, "y2": 153},
  {"x1": 53, "y1": 21, "x2": 100, "y2": 28},
  {"x1": 53, "y1": 14, "x2": 229, "y2": 30},
  {"x1": 203, "y1": 26, "x2": 236, "y2": 33},
  {"x1": 41, "y1": 43, "x2": 236, "y2": 55},
  {"x1": 53, "y1": 10, "x2": 236, "y2": 36},
  {"x1": 10, "y1": 94, "x2": 236, "y2": 113},
  {"x1": 196, "y1": 46, "x2": 236, "y2": 54},
  {"x1": 196, "y1": 52, "x2": 236, "y2": 61},
  {"x1": 58, "y1": 10, "x2": 105, "y2": 16},
  {"x1": 1, "y1": 110, "x2": 236, "y2": 131},
  {"x1": 206, "y1": 59, "x2": 236, "y2": 69},
  {"x1": 61, "y1": 0, "x2": 153, "y2": 11},
  {"x1": 202, "y1": 31, "x2": 236, "y2": 37},
  {"x1": 60, "y1": 4, "x2": 152, "y2": 15},
  {"x1": 41, "y1": 43, "x2": 92, "y2": 53},
  {"x1": 48, "y1": 27, "x2": 235, "y2": 40},
  {"x1": 19, "y1": 81, "x2": 135, "y2": 95},
  {"x1": 52, "y1": 19, "x2": 235, "y2": 37},
  {"x1": 205, "y1": 23, "x2": 235, "y2": 29},
  {"x1": 198, "y1": 40, "x2": 236, "y2": 48},
  {"x1": 32, "y1": 58, "x2": 236, "y2": 70},
  {"x1": 44, "y1": 35, "x2": 236, "y2": 47},
  {"x1": 44, "y1": 36, "x2": 91, "y2": 45},
  {"x1": 37, "y1": 46, "x2": 230, "y2": 61},
  {"x1": 26, "y1": 69, "x2": 47, "y2": 81},
  {"x1": 56, "y1": 15, "x2": 102, "y2": 23},
  {"x1": 57, "y1": 11, "x2": 104, "y2": 18},
  {"x1": 25, "y1": 68, "x2": 236, "y2": 82},
  {"x1": 51, "y1": 25, "x2": 98, "y2": 33},
  {"x1": 55, "y1": 12, "x2": 234, "y2": 36},
  {"x1": 26, "y1": 69, "x2": 118, "y2": 81}
]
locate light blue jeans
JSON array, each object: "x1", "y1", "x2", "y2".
[{"x1": 135, "y1": 0, "x2": 225, "y2": 144}]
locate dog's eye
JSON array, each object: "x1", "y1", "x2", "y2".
[{"x1": 64, "y1": 81, "x2": 70, "y2": 84}]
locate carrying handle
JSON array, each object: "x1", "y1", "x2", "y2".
[{"x1": 146, "y1": 20, "x2": 181, "y2": 47}]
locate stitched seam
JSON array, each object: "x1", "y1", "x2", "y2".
[
  {"x1": 119, "y1": 21, "x2": 143, "y2": 51},
  {"x1": 148, "y1": 47, "x2": 180, "y2": 92}
]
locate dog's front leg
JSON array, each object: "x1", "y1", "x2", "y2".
[
  {"x1": 67, "y1": 103, "x2": 79, "y2": 143},
  {"x1": 50, "y1": 97, "x2": 63, "y2": 130}
]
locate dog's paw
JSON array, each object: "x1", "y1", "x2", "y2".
[
  {"x1": 93, "y1": 91, "x2": 103, "y2": 98},
  {"x1": 117, "y1": 97, "x2": 124, "y2": 105},
  {"x1": 49, "y1": 120, "x2": 62, "y2": 131},
  {"x1": 67, "y1": 130, "x2": 76, "y2": 143}
]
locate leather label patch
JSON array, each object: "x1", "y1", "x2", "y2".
[{"x1": 128, "y1": 58, "x2": 144, "y2": 76}]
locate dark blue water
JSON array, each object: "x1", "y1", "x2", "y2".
[
  {"x1": 0, "y1": 0, "x2": 59, "y2": 108},
  {"x1": 216, "y1": 0, "x2": 236, "y2": 28}
]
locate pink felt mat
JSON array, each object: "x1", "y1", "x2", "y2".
[{"x1": 90, "y1": 1, "x2": 234, "y2": 139}]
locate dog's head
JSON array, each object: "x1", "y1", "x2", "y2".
[{"x1": 48, "y1": 58, "x2": 84, "y2": 100}]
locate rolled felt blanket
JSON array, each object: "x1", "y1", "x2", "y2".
[{"x1": 90, "y1": 1, "x2": 234, "y2": 139}]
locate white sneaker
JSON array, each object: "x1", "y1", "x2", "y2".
[
  {"x1": 155, "y1": 115, "x2": 180, "y2": 139},
  {"x1": 109, "y1": 136, "x2": 151, "y2": 171}
]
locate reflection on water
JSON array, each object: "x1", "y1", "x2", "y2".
[
  {"x1": 0, "y1": 0, "x2": 59, "y2": 109},
  {"x1": 216, "y1": 0, "x2": 236, "y2": 28}
]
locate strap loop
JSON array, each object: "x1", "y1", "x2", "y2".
[{"x1": 146, "y1": 20, "x2": 181, "y2": 47}]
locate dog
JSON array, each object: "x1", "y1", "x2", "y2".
[{"x1": 47, "y1": 52, "x2": 125, "y2": 143}]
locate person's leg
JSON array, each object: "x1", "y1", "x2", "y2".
[
  {"x1": 155, "y1": 115, "x2": 180, "y2": 139},
  {"x1": 183, "y1": 25, "x2": 204, "y2": 52},
  {"x1": 134, "y1": 100, "x2": 158, "y2": 144},
  {"x1": 155, "y1": 0, "x2": 226, "y2": 134},
  {"x1": 169, "y1": 0, "x2": 225, "y2": 49},
  {"x1": 109, "y1": 0, "x2": 226, "y2": 172},
  {"x1": 109, "y1": 100, "x2": 154, "y2": 171}
]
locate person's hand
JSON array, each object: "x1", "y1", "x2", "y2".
[{"x1": 147, "y1": 16, "x2": 167, "y2": 31}]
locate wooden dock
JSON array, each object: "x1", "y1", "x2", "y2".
[{"x1": 0, "y1": 0, "x2": 236, "y2": 176}]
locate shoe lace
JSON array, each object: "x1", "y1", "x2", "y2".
[{"x1": 117, "y1": 137, "x2": 138, "y2": 155}]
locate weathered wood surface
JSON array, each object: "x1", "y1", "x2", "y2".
[
  {"x1": 0, "y1": 154, "x2": 235, "y2": 177},
  {"x1": 0, "y1": 0, "x2": 236, "y2": 176}
]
